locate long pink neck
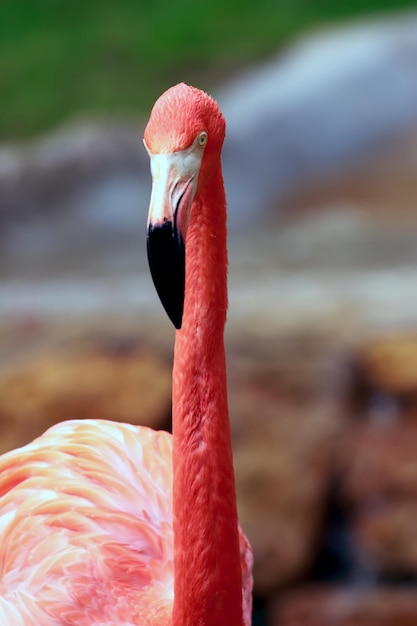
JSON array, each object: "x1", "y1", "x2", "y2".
[{"x1": 172, "y1": 166, "x2": 243, "y2": 626}]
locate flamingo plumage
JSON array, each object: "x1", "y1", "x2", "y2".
[{"x1": 0, "y1": 83, "x2": 253, "y2": 626}]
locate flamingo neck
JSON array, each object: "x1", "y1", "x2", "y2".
[{"x1": 172, "y1": 166, "x2": 243, "y2": 626}]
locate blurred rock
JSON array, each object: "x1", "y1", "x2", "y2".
[
  {"x1": 354, "y1": 500, "x2": 417, "y2": 576},
  {"x1": 338, "y1": 332, "x2": 417, "y2": 580},
  {"x1": 270, "y1": 586, "x2": 417, "y2": 626},
  {"x1": 229, "y1": 334, "x2": 345, "y2": 593},
  {"x1": 342, "y1": 422, "x2": 417, "y2": 502},
  {"x1": 353, "y1": 333, "x2": 417, "y2": 400},
  {"x1": 281, "y1": 130, "x2": 417, "y2": 220},
  {"x1": 341, "y1": 421, "x2": 417, "y2": 577},
  {"x1": 0, "y1": 337, "x2": 171, "y2": 454},
  {"x1": 220, "y1": 13, "x2": 417, "y2": 224},
  {"x1": 0, "y1": 121, "x2": 148, "y2": 223}
]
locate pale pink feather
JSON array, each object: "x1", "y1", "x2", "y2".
[{"x1": 0, "y1": 419, "x2": 252, "y2": 625}]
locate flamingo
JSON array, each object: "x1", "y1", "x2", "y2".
[{"x1": 0, "y1": 83, "x2": 253, "y2": 626}]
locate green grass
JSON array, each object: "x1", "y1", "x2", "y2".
[{"x1": 1, "y1": 0, "x2": 416, "y2": 139}]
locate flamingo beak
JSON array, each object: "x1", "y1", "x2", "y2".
[{"x1": 146, "y1": 149, "x2": 200, "y2": 329}]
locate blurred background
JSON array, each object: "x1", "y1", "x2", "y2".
[{"x1": 2, "y1": 1, "x2": 417, "y2": 624}]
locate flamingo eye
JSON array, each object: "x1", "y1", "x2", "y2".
[{"x1": 197, "y1": 132, "x2": 207, "y2": 147}]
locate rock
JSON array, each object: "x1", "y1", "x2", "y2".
[
  {"x1": 0, "y1": 122, "x2": 148, "y2": 222},
  {"x1": 0, "y1": 336, "x2": 171, "y2": 454},
  {"x1": 339, "y1": 335, "x2": 417, "y2": 579},
  {"x1": 219, "y1": 14, "x2": 417, "y2": 224},
  {"x1": 353, "y1": 333, "x2": 417, "y2": 400},
  {"x1": 354, "y1": 500, "x2": 417, "y2": 576},
  {"x1": 340, "y1": 421, "x2": 417, "y2": 577},
  {"x1": 228, "y1": 334, "x2": 344, "y2": 594},
  {"x1": 270, "y1": 586, "x2": 417, "y2": 626},
  {"x1": 342, "y1": 422, "x2": 417, "y2": 502},
  {"x1": 281, "y1": 129, "x2": 417, "y2": 220}
]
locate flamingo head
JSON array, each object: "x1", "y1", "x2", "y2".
[{"x1": 144, "y1": 83, "x2": 226, "y2": 329}]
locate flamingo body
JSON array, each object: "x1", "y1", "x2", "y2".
[
  {"x1": 0, "y1": 420, "x2": 252, "y2": 625},
  {"x1": 0, "y1": 84, "x2": 253, "y2": 625},
  {"x1": 0, "y1": 420, "x2": 173, "y2": 625}
]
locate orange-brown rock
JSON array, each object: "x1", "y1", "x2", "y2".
[
  {"x1": 354, "y1": 333, "x2": 417, "y2": 399},
  {"x1": 342, "y1": 422, "x2": 417, "y2": 502},
  {"x1": 270, "y1": 586, "x2": 417, "y2": 626},
  {"x1": 0, "y1": 337, "x2": 171, "y2": 454},
  {"x1": 354, "y1": 500, "x2": 417, "y2": 575},
  {"x1": 228, "y1": 335, "x2": 344, "y2": 594},
  {"x1": 340, "y1": 421, "x2": 417, "y2": 576}
]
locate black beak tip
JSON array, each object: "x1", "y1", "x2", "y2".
[
  {"x1": 147, "y1": 222, "x2": 185, "y2": 330},
  {"x1": 167, "y1": 296, "x2": 183, "y2": 330},
  {"x1": 172, "y1": 315, "x2": 182, "y2": 331}
]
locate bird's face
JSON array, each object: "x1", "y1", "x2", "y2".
[{"x1": 144, "y1": 83, "x2": 225, "y2": 329}]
